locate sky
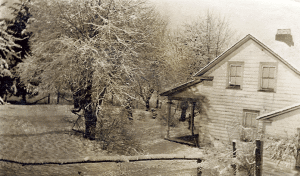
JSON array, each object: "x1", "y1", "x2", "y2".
[
  {"x1": 149, "y1": 0, "x2": 300, "y2": 47},
  {"x1": 1, "y1": 0, "x2": 300, "y2": 47}
]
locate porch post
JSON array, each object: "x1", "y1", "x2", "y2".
[
  {"x1": 167, "y1": 98, "x2": 172, "y2": 138},
  {"x1": 191, "y1": 101, "x2": 196, "y2": 136}
]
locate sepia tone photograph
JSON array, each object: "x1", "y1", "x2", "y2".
[{"x1": 1, "y1": 0, "x2": 300, "y2": 175}]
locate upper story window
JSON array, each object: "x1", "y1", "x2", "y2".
[
  {"x1": 259, "y1": 62, "x2": 277, "y2": 92},
  {"x1": 227, "y1": 62, "x2": 244, "y2": 89}
]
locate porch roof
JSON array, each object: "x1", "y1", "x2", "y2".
[{"x1": 159, "y1": 76, "x2": 213, "y2": 98}]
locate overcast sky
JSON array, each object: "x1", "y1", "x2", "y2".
[
  {"x1": 1, "y1": 0, "x2": 300, "y2": 46},
  {"x1": 150, "y1": 0, "x2": 300, "y2": 47}
]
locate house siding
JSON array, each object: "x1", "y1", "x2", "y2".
[{"x1": 189, "y1": 39, "x2": 300, "y2": 143}]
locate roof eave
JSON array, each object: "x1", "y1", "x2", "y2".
[
  {"x1": 159, "y1": 76, "x2": 213, "y2": 97},
  {"x1": 256, "y1": 103, "x2": 300, "y2": 120}
]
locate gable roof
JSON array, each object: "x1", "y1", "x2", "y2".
[
  {"x1": 256, "y1": 103, "x2": 300, "y2": 120},
  {"x1": 194, "y1": 34, "x2": 300, "y2": 77}
]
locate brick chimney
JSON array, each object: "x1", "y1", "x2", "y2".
[{"x1": 275, "y1": 29, "x2": 294, "y2": 47}]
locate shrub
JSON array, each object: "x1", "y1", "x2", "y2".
[
  {"x1": 95, "y1": 107, "x2": 143, "y2": 155},
  {"x1": 199, "y1": 134, "x2": 257, "y2": 175},
  {"x1": 264, "y1": 134, "x2": 298, "y2": 166}
]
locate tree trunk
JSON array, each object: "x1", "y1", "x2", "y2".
[
  {"x1": 3, "y1": 93, "x2": 7, "y2": 102},
  {"x1": 73, "y1": 91, "x2": 80, "y2": 109},
  {"x1": 48, "y1": 94, "x2": 50, "y2": 104},
  {"x1": 83, "y1": 85, "x2": 106, "y2": 140},
  {"x1": 84, "y1": 102, "x2": 97, "y2": 140},
  {"x1": 83, "y1": 78, "x2": 96, "y2": 139},
  {"x1": 145, "y1": 99, "x2": 150, "y2": 111},
  {"x1": 83, "y1": 56, "x2": 97, "y2": 140},
  {"x1": 21, "y1": 93, "x2": 26, "y2": 104},
  {"x1": 57, "y1": 91, "x2": 60, "y2": 104}
]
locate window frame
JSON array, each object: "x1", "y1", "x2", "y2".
[
  {"x1": 243, "y1": 109, "x2": 259, "y2": 128},
  {"x1": 241, "y1": 109, "x2": 260, "y2": 142},
  {"x1": 258, "y1": 62, "x2": 278, "y2": 93},
  {"x1": 227, "y1": 61, "x2": 244, "y2": 90}
]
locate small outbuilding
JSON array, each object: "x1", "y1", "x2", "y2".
[{"x1": 256, "y1": 103, "x2": 300, "y2": 138}]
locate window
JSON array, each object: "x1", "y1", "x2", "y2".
[
  {"x1": 243, "y1": 110, "x2": 259, "y2": 128},
  {"x1": 259, "y1": 62, "x2": 277, "y2": 92},
  {"x1": 227, "y1": 62, "x2": 244, "y2": 89},
  {"x1": 241, "y1": 110, "x2": 259, "y2": 142}
]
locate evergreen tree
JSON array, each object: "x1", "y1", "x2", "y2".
[{"x1": 5, "y1": 1, "x2": 32, "y2": 103}]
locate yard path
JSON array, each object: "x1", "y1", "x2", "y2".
[{"x1": 0, "y1": 105, "x2": 201, "y2": 176}]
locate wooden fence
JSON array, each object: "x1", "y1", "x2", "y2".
[
  {"x1": 32, "y1": 93, "x2": 73, "y2": 105},
  {"x1": 0, "y1": 154, "x2": 203, "y2": 175}
]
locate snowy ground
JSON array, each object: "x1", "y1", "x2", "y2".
[{"x1": 0, "y1": 105, "x2": 202, "y2": 176}]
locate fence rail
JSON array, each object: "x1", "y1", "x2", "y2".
[{"x1": 0, "y1": 154, "x2": 203, "y2": 166}]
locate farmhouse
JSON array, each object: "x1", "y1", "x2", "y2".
[{"x1": 160, "y1": 30, "x2": 300, "y2": 144}]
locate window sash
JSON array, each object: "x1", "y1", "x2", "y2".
[
  {"x1": 244, "y1": 112, "x2": 258, "y2": 128},
  {"x1": 229, "y1": 65, "x2": 242, "y2": 86},
  {"x1": 261, "y1": 66, "x2": 276, "y2": 90}
]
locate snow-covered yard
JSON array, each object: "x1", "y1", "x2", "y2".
[{"x1": 0, "y1": 105, "x2": 202, "y2": 176}]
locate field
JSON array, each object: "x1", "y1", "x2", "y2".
[{"x1": 0, "y1": 105, "x2": 202, "y2": 176}]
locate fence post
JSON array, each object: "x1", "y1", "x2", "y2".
[
  {"x1": 48, "y1": 94, "x2": 50, "y2": 104},
  {"x1": 296, "y1": 128, "x2": 300, "y2": 169},
  {"x1": 255, "y1": 139, "x2": 263, "y2": 176},
  {"x1": 197, "y1": 159, "x2": 202, "y2": 176},
  {"x1": 232, "y1": 140, "x2": 237, "y2": 175}
]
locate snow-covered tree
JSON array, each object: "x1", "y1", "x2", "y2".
[
  {"x1": 0, "y1": 20, "x2": 20, "y2": 102},
  {"x1": 18, "y1": 0, "x2": 166, "y2": 139},
  {"x1": 182, "y1": 10, "x2": 236, "y2": 72}
]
